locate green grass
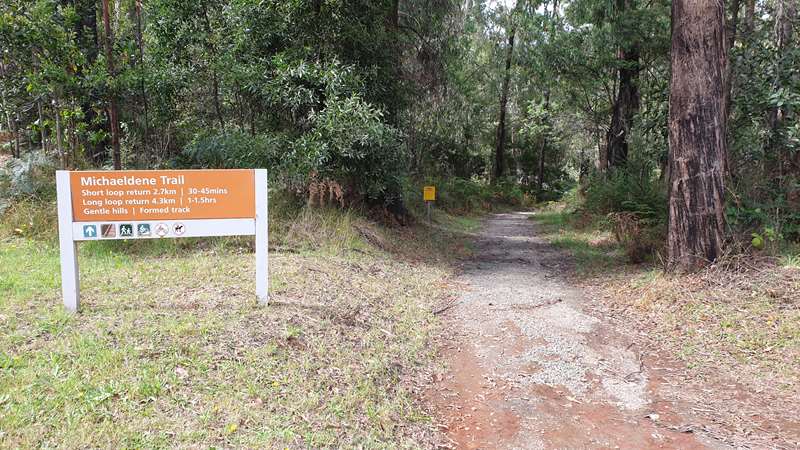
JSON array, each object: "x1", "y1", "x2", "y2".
[
  {"x1": 779, "y1": 246, "x2": 800, "y2": 269},
  {"x1": 0, "y1": 206, "x2": 465, "y2": 447},
  {"x1": 529, "y1": 210, "x2": 624, "y2": 275}
]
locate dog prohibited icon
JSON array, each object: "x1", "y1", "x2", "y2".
[
  {"x1": 155, "y1": 223, "x2": 169, "y2": 237},
  {"x1": 173, "y1": 223, "x2": 185, "y2": 236}
]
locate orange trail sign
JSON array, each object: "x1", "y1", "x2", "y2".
[
  {"x1": 56, "y1": 169, "x2": 269, "y2": 312},
  {"x1": 70, "y1": 169, "x2": 255, "y2": 221}
]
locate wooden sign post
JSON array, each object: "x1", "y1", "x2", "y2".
[{"x1": 56, "y1": 169, "x2": 269, "y2": 312}]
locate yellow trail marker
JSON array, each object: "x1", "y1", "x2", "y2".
[{"x1": 423, "y1": 186, "x2": 436, "y2": 201}]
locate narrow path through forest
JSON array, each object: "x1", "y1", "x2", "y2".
[{"x1": 429, "y1": 212, "x2": 725, "y2": 449}]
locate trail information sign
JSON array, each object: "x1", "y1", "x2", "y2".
[{"x1": 56, "y1": 169, "x2": 269, "y2": 312}]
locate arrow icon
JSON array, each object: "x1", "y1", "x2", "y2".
[{"x1": 83, "y1": 225, "x2": 97, "y2": 238}]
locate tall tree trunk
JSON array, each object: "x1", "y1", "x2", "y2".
[
  {"x1": 202, "y1": 4, "x2": 225, "y2": 131},
  {"x1": 0, "y1": 60, "x2": 17, "y2": 158},
  {"x1": 723, "y1": 0, "x2": 741, "y2": 120},
  {"x1": 13, "y1": 112, "x2": 20, "y2": 157},
  {"x1": 537, "y1": 89, "x2": 550, "y2": 192},
  {"x1": 101, "y1": 0, "x2": 122, "y2": 169},
  {"x1": 5, "y1": 113, "x2": 14, "y2": 158},
  {"x1": 767, "y1": 0, "x2": 796, "y2": 193},
  {"x1": 69, "y1": 113, "x2": 78, "y2": 168},
  {"x1": 744, "y1": 0, "x2": 755, "y2": 34},
  {"x1": 134, "y1": 0, "x2": 149, "y2": 154},
  {"x1": 68, "y1": 0, "x2": 107, "y2": 165},
  {"x1": 249, "y1": 99, "x2": 256, "y2": 136},
  {"x1": 768, "y1": 0, "x2": 796, "y2": 131},
  {"x1": 5, "y1": 113, "x2": 18, "y2": 158},
  {"x1": 37, "y1": 100, "x2": 47, "y2": 154},
  {"x1": 536, "y1": 1, "x2": 557, "y2": 190},
  {"x1": 604, "y1": 0, "x2": 640, "y2": 171},
  {"x1": 667, "y1": 0, "x2": 728, "y2": 271},
  {"x1": 235, "y1": 86, "x2": 245, "y2": 132},
  {"x1": 54, "y1": 98, "x2": 65, "y2": 169},
  {"x1": 493, "y1": 18, "x2": 517, "y2": 183},
  {"x1": 391, "y1": 0, "x2": 400, "y2": 28}
]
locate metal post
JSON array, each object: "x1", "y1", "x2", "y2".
[
  {"x1": 56, "y1": 171, "x2": 80, "y2": 312},
  {"x1": 426, "y1": 201, "x2": 432, "y2": 224},
  {"x1": 255, "y1": 169, "x2": 269, "y2": 304}
]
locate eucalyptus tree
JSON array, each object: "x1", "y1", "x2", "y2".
[
  {"x1": 666, "y1": 0, "x2": 728, "y2": 270},
  {"x1": 492, "y1": 0, "x2": 527, "y2": 182}
]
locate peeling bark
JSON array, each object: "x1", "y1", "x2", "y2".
[{"x1": 667, "y1": 0, "x2": 728, "y2": 271}]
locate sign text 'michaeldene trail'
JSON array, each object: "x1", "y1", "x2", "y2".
[{"x1": 80, "y1": 174, "x2": 186, "y2": 187}]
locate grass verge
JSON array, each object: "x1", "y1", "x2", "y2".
[
  {"x1": 0, "y1": 204, "x2": 473, "y2": 448},
  {"x1": 529, "y1": 206, "x2": 800, "y2": 389},
  {"x1": 530, "y1": 209, "x2": 625, "y2": 276}
]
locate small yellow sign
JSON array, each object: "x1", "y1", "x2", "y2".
[{"x1": 423, "y1": 186, "x2": 436, "y2": 201}]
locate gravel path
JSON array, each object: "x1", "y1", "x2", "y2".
[{"x1": 431, "y1": 212, "x2": 724, "y2": 449}]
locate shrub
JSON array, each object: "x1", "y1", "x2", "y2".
[
  {"x1": 581, "y1": 159, "x2": 667, "y2": 263},
  {"x1": 179, "y1": 58, "x2": 405, "y2": 210},
  {"x1": 582, "y1": 159, "x2": 667, "y2": 223},
  {"x1": 180, "y1": 131, "x2": 286, "y2": 171}
]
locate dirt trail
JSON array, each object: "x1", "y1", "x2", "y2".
[{"x1": 430, "y1": 212, "x2": 726, "y2": 449}]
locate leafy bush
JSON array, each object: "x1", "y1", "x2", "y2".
[
  {"x1": 180, "y1": 132, "x2": 287, "y2": 171},
  {"x1": 727, "y1": 200, "x2": 800, "y2": 248},
  {"x1": 295, "y1": 93, "x2": 404, "y2": 204},
  {"x1": 582, "y1": 159, "x2": 667, "y2": 223},
  {"x1": 179, "y1": 58, "x2": 405, "y2": 208},
  {"x1": 581, "y1": 159, "x2": 667, "y2": 263},
  {"x1": 435, "y1": 178, "x2": 492, "y2": 213}
]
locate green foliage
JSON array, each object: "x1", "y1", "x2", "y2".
[
  {"x1": 180, "y1": 132, "x2": 286, "y2": 170},
  {"x1": 734, "y1": 194, "x2": 800, "y2": 244},
  {"x1": 580, "y1": 159, "x2": 667, "y2": 263},
  {"x1": 582, "y1": 159, "x2": 667, "y2": 224},
  {"x1": 179, "y1": 59, "x2": 405, "y2": 204}
]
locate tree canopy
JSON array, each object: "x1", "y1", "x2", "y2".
[{"x1": 1, "y1": 0, "x2": 798, "y2": 269}]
